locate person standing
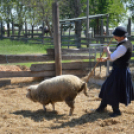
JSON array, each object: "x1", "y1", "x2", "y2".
[{"x1": 96, "y1": 26, "x2": 134, "y2": 117}]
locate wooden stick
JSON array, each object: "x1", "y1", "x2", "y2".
[
  {"x1": 52, "y1": 2, "x2": 62, "y2": 76},
  {"x1": 86, "y1": 38, "x2": 114, "y2": 82}
]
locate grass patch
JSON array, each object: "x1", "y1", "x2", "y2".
[{"x1": 0, "y1": 39, "x2": 53, "y2": 54}]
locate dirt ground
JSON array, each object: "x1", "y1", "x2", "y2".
[{"x1": 0, "y1": 65, "x2": 134, "y2": 134}]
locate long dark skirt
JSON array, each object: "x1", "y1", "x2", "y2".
[{"x1": 99, "y1": 66, "x2": 134, "y2": 106}]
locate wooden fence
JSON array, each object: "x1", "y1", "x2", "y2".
[
  {"x1": 0, "y1": 45, "x2": 133, "y2": 88},
  {"x1": 0, "y1": 48, "x2": 99, "y2": 78}
]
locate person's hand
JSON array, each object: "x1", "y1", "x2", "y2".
[
  {"x1": 103, "y1": 46, "x2": 109, "y2": 52},
  {"x1": 96, "y1": 57, "x2": 109, "y2": 62}
]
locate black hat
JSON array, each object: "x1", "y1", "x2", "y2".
[{"x1": 112, "y1": 26, "x2": 127, "y2": 37}]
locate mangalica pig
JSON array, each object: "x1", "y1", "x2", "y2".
[{"x1": 26, "y1": 74, "x2": 89, "y2": 115}]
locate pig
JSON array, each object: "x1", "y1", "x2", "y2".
[{"x1": 26, "y1": 74, "x2": 89, "y2": 115}]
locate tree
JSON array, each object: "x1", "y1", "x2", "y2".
[
  {"x1": 83, "y1": 0, "x2": 127, "y2": 33},
  {"x1": 0, "y1": 0, "x2": 14, "y2": 36},
  {"x1": 0, "y1": 0, "x2": 128, "y2": 38},
  {"x1": 122, "y1": 0, "x2": 134, "y2": 22},
  {"x1": 21, "y1": 0, "x2": 67, "y2": 37}
]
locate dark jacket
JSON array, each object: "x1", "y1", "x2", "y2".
[
  {"x1": 99, "y1": 40, "x2": 134, "y2": 106},
  {"x1": 113, "y1": 40, "x2": 133, "y2": 68}
]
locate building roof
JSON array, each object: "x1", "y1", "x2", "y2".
[{"x1": 60, "y1": 14, "x2": 109, "y2": 23}]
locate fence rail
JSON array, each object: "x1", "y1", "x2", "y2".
[{"x1": 0, "y1": 48, "x2": 96, "y2": 79}]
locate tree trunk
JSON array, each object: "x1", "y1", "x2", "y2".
[
  {"x1": 7, "y1": 23, "x2": 10, "y2": 37},
  {"x1": 75, "y1": 20, "x2": 81, "y2": 48},
  {"x1": 73, "y1": 0, "x2": 82, "y2": 48}
]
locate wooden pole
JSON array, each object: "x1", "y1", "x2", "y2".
[{"x1": 52, "y1": 2, "x2": 62, "y2": 76}]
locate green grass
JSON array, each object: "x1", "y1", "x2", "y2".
[
  {"x1": 0, "y1": 39, "x2": 53, "y2": 54},
  {"x1": 0, "y1": 39, "x2": 54, "y2": 67}
]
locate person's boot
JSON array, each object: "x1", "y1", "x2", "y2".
[
  {"x1": 96, "y1": 100, "x2": 107, "y2": 113},
  {"x1": 110, "y1": 105, "x2": 121, "y2": 117}
]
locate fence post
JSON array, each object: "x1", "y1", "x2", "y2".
[{"x1": 52, "y1": 2, "x2": 62, "y2": 76}]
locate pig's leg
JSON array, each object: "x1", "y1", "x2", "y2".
[
  {"x1": 69, "y1": 102, "x2": 74, "y2": 116},
  {"x1": 65, "y1": 97, "x2": 75, "y2": 116}
]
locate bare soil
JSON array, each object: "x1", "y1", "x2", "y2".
[{"x1": 0, "y1": 65, "x2": 134, "y2": 134}]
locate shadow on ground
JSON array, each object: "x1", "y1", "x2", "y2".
[
  {"x1": 12, "y1": 109, "x2": 111, "y2": 128},
  {"x1": 12, "y1": 109, "x2": 65, "y2": 122}
]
